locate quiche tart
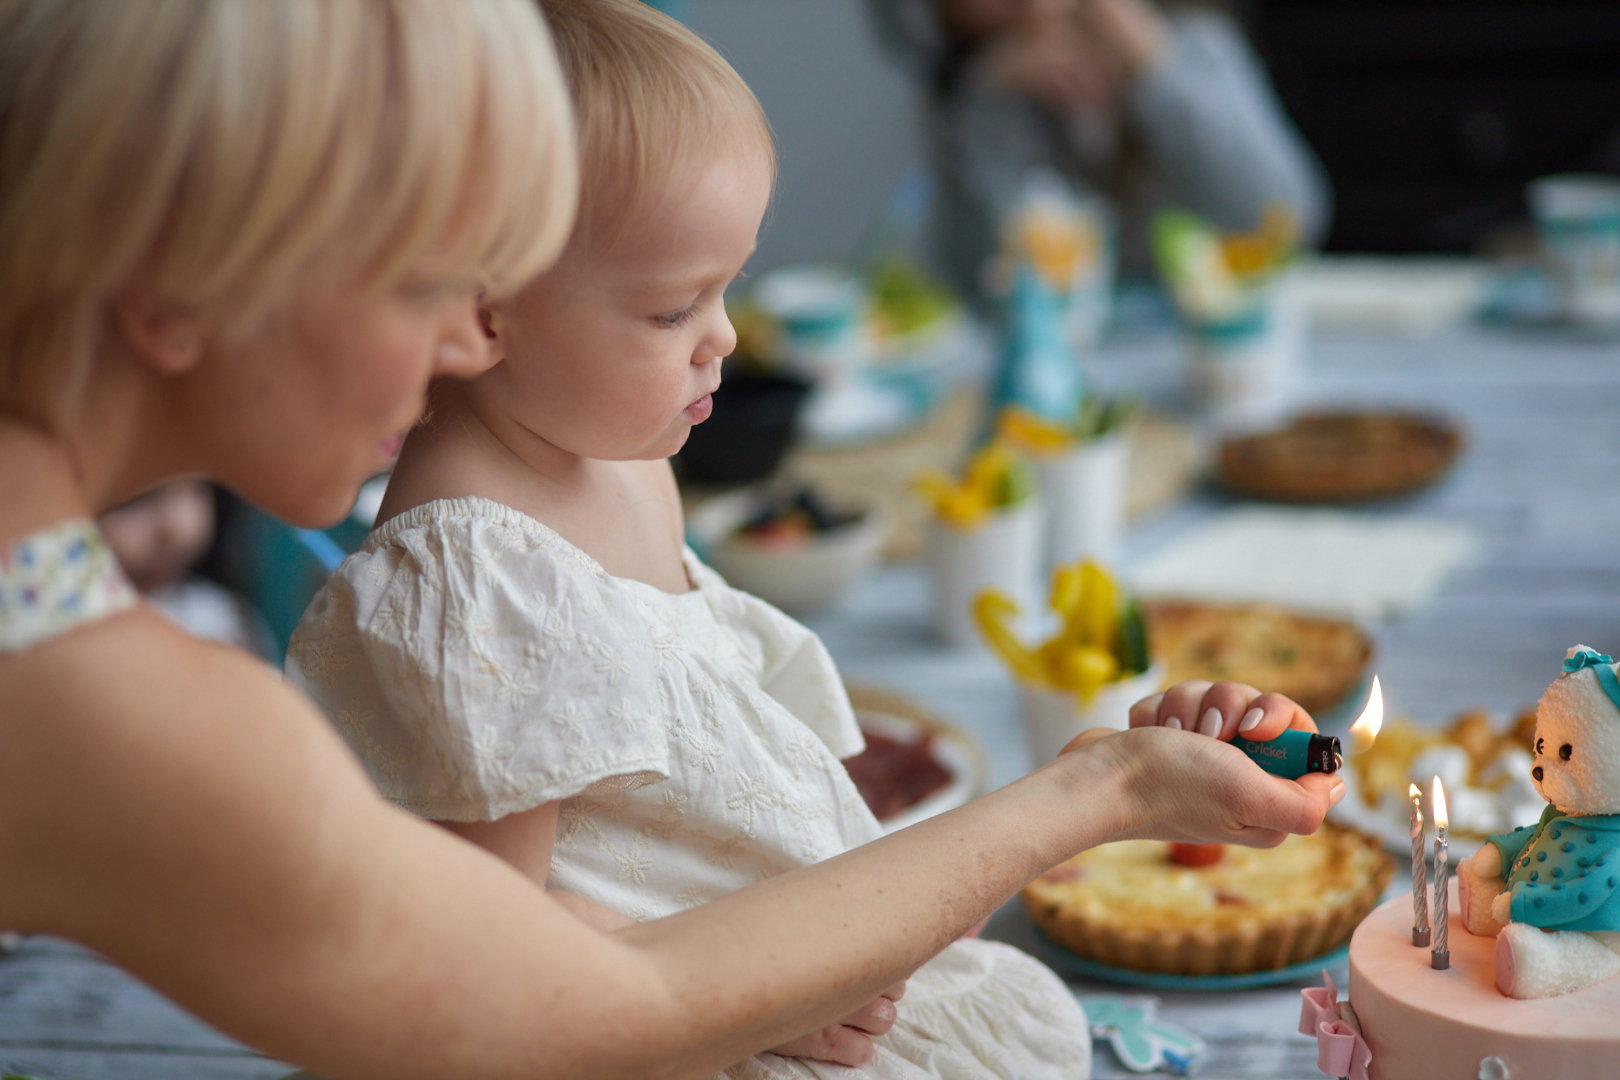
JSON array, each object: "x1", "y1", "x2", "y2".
[
  {"x1": 1142, "y1": 599, "x2": 1372, "y2": 714},
  {"x1": 1024, "y1": 824, "x2": 1392, "y2": 975},
  {"x1": 1217, "y1": 411, "x2": 1462, "y2": 504}
]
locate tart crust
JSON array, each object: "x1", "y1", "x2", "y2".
[
  {"x1": 1024, "y1": 823, "x2": 1393, "y2": 975},
  {"x1": 1217, "y1": 411, "x2": 1462, "y2": 504},
  {"x1": 1141, "y1": 599, "x2": 1373, "y2": 714}
]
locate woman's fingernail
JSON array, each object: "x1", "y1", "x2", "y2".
[
  {"x1": 1164, "y1": 716, "x2": 1182, "y2": 731},
  {"x1": 1198, "y1": 707, "x2": 1223, "y2": 738},
  {"x1": 1238, "y1": 707, "x2": 1266, "y2": 733},
  {"x1": 1329, "y1": 782, "x2": 1347, "y2": 808}
]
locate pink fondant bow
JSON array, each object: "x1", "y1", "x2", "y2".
[{"x1": 1298, "y1": 971, "x2": 1371, "y2": 1080}]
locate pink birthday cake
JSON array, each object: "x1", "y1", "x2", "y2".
[
  {"x1": 1310, "y1": 880, "x2": 1620, "y2": 1080},
  {"x1": 1302, "y1": 646, "x2": 1620, "y2": 1080}
]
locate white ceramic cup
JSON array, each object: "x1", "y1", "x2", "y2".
[
  {"x1": 923, "y1": 498, "x2": 1044, "y2": 650},
  {"x1": 1019, "y1": 660, "x2": 1167, "y2": 766},
  {"x1": 1527, "y1": 174, "x2": 1620, "y2": 332},
  {"x1": 1185, "y1": 276, "x2": 1304, "y2": 431},
  {"x1": 752, "y1": 265, "x2": 864, "y2": 380},
  {"x1": 1033, "y1": 433, "x2": 1128, "y2": 569}
]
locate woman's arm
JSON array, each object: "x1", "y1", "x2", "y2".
[
  {"x1": 1123, "y1": 6, "x2": 1332, "y2": 244},
  {"x1": 0, "y1": 611, "x2": 1337, "y2": 1080},
  {"x1": 439, "y1": 805, "x2": 635, "y2": 932}
]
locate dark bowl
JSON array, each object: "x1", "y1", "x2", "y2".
[{"x1": 677, "y1": 370, "x2": 811, "y2": 485}]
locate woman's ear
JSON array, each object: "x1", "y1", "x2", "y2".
[
  {"x1": 477, "y1": 300, "x2": 507, "y2": 367},
  {"x1": 112, "y1": 290, "x2": 205, "y2": 376}
]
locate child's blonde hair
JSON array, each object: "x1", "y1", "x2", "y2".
[
  {"x1": 0, "y1": 0, "x2": 578, "y2": 427},
  {"x1": 540, "y1": 0, "x2": 775, "y2": 249}
]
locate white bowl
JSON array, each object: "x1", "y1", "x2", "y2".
[
  {"x1": 851, "y1": 708, "x2": 985, "y2": 834},
  {"x1": 691, "y1": 490, "x2": 889, "y2": 613}
]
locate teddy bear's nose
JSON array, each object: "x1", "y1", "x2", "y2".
[{"x1": 1532, "y1": 765, "x2": 1544, "y2": 782}]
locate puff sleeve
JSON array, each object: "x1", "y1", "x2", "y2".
[
  {"x1": 687, "y1": 554, "x2": 866, "y2": 762},
  {"x1": 287, "y1": 500, "x2": 670, "y2": 821}
]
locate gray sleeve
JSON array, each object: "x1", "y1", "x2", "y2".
[
  {"x1": 926, "y1": 84, "x2": 1096, "y2": 303},
  {"x1": 1125, "y1": 8, "x2": 1333, "y2": 244}
]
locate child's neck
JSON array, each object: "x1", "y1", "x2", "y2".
[{"x1": 380, "y1": 389, "x2": 691, "y2": 594}]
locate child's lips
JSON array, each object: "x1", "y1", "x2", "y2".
[
  {"x1": 683, "y1": 393, "x2": 714, "y2": 423},
  {"x1": 377, "y1": 433, "x2": 406, "y2": 460}
]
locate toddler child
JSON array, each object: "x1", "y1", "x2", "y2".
[{"x1": 292, "y1": 1, "x2": 1116, "y2": 1075}]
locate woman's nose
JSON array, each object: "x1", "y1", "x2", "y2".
[{"x1": 432, "y1": 296, "x2": 495, "y2": 380}]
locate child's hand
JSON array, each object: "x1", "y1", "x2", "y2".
[
  {"x1": 768, "y1": 981, "x2": 907, "y2": 1067},
  {"x1": 1073, "y1": 680, "x2": 1345, "y2": 847}
]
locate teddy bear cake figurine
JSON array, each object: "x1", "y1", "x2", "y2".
[{"x1": 1457, "y1": 645, "x2": 1620, "y2": 999}]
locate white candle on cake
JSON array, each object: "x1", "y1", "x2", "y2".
[
  {"x1": 1410, "y1": 782, "x2": 1429, "y2": 947},
  {"x1": 1431, "y1": 776, "x2": 1450, "y2": 970}
]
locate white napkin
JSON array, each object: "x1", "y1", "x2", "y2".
[
  {"x1": 1127, "y1": 508, "x2": 1477, "y2": 622},
  {"x1": 1292, "y1": 256, "x2": 1491, "y2": 338}
]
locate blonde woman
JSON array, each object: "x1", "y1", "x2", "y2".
[{"x1": 0, "y1": 2, "x2": 1343, "y2": 1077}]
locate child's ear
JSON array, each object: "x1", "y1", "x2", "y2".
[
  {"x1": 112, "y1": 289, "x2": 204, "y2": 376},
  {"x1": 477, "y1": 301, "x2": 507, "y2": 366}
]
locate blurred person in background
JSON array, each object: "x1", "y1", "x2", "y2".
[
  {"x1": 869, "y1": 0, "x2": 1332, "y2": 301},
  {"x1": 98, "y1": 481, "x2": 276, "y2": 660}
]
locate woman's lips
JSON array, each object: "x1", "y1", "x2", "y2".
[
  {"x1": 683, "y1": 393, "x2": 713, "y2": 423},
  {"x1": 377, "y1": 433, "x2": 405, "y2": 460}
]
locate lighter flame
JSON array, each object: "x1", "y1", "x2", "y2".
[
  {"x1": 1432, "y1": 775, "x2": 1448, "y2": 831},
  {"x1": 1348, "y1": 675, "x2": 1384, "y2": 755}
]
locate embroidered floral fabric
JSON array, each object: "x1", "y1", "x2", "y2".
[
  {"x1": 288, "y1": 496, "x2": 1092, "y2": 1079},
  {"x1": 0, "y1": 519, "x2": 138, "y2": 655}
]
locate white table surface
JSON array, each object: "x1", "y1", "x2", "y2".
[
  {"x1": 3, "y1": 323, "x2": 1618, "y2": 1079},
  {"x1": 795, "y1": 322, "x2": 1620, "y2": 1079}
]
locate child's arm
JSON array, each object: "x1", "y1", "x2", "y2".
[{"x1": 1, "y1": 621, "x2": 1337, "y2": 1080}]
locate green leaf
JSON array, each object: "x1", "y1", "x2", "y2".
[{"x1": 1117, "y1": 600, "x2": 1150, "y2": 674}]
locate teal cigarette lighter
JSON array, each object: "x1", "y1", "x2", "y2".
[{"x1": 1235, "y1": 728, "x2": 1342, "y2": 778}]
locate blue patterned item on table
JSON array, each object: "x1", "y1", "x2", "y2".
[{"x1": 1080, "y1": 995, "x2": 1205, "y2": 1076}]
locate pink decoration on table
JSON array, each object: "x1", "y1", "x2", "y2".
[{"x1": 1299, "y1": 971, "x2": 1372, "y2": 1080}]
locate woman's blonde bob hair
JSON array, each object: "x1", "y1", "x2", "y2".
[
  {"x1": 540, "y1": 0, "x2": 775, "y2": 249},
  {"x1": 0, "y1": 0, "x2": 578, "y2": 426}
]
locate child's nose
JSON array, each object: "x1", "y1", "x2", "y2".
[
  {"x1": 703, "y1": 308, "x2": 738, "y2": 364},
  {"x1": 433, "y1": 296, "x2": 495, "y2": 380}
]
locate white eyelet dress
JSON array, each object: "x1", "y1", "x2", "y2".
[{"x1": 287, "y1": 497, "x2": 1091, "y2": 1079}]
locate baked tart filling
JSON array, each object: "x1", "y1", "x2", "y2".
[{"x1": 1024, "y1": 824, "x2": 1393, "y2": 975}]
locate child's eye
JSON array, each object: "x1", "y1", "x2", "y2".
[{"x1": 653, "y1": 305, "x2": 698, "y2": 328}]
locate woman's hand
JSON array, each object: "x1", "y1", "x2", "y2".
[
  {"x1": 769, "y1": 982, "x2": 907, "y2": 1067},
  {"x1": 1128, "y1": 679, "x2": 1313, "y2": 742},
  {"x1": 1067, "y1": 681, "x2": 1345, "y2": 848},
  {"x1": 972, "y1": 19, "x2": 1115, "y2": 112}
]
